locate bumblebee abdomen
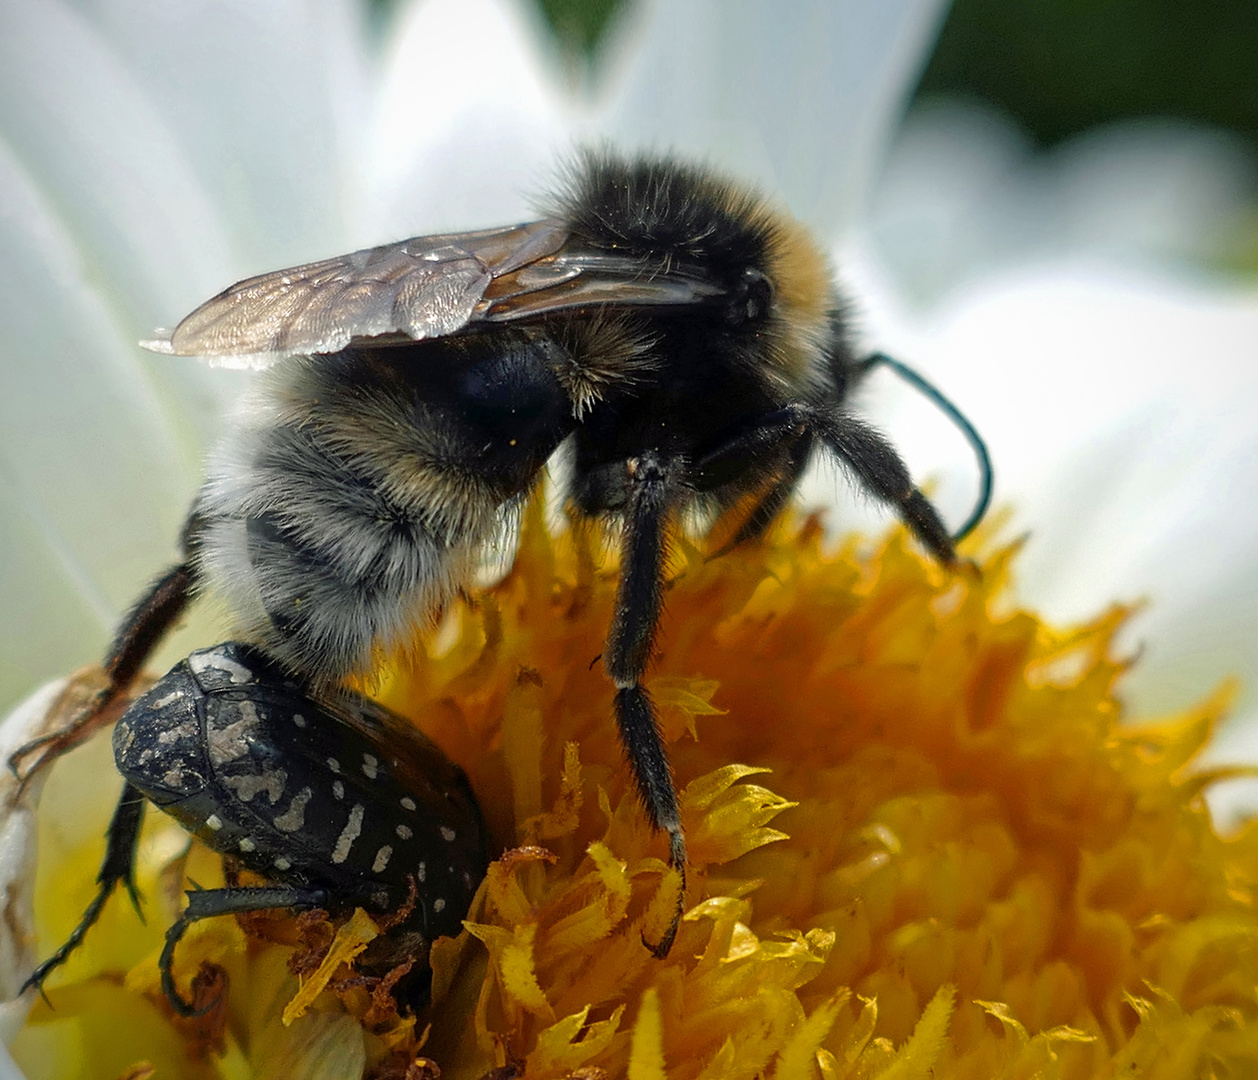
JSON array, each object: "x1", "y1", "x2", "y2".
[{"x1": 193, "y1": 335, "x2": 574, "y2": 684}]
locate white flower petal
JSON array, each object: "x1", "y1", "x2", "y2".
[
  {"x1": 869, "y1": 101, "x2": 1255, "y2": 304},
  {"x1": 0, "y1": 136, "x2": 200, "y2": 697},
  {"x1": 80, "y1": 0, "x2": 372, "y2": 267},
  {"x1": 362, "y1": 0, "x2": 572, "y2": 238},
  {"x1": 831, "y1": 252, "x2": 1258, "y2": 822},
  {"x1": 600, "y1": 0, "x2": 949, "y2": 231},
  {"x1": 0, "y1": 678, "x2": 69, "y2": 1015},
  {"x1": 0, "y1": 0, "x2": 235, "y2": 324}
]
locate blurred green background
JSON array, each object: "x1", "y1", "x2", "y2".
[
  {"x1": 915, "y1": 0, "x2": 1258, "y2": 152},
  {"x1": 379, "y1": 0, "x2": 1258, "y2": 156}
]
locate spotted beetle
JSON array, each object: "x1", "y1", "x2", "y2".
[{"x1": 23, "y1": 642, "x2": 490, "y2": 1015}]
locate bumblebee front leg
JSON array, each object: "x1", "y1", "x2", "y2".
[
  {"x1": 809, "y1": 408, "x2": 958, "y2": 565},
  {"x1": 693, "y1": 416, "x2": 815, "y2": 555},
  {"x1": 161, "y1": 884, "x2": 330, "y2": 1016},
  {"x1": 604, "y1": 451, "x2": 686, "y2": 956},
  {"x1": 21, "y1": 783, "x2": 147, "y2": 999},
  {"x1": 695, "y1": 403, "x2": 959, "y2": 566}
]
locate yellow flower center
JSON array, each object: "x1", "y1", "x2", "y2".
[{"x1": 16, "y1": 506, "x2": 1258, "y2": 1080}]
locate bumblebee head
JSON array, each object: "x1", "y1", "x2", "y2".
[{"x1": 550, "y1": 150, "x2": 836, "y2": 394}]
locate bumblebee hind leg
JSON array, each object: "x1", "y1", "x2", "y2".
[{"x1": 9, "y1": 561, "x2": 195, "y2": 784}]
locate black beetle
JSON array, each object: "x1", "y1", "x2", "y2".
[{"x1": 23, "y1": 642, "x2": 490, "y2": 1015}]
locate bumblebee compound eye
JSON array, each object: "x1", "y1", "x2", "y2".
[{"x1": 724, "y1": 267, "x2": 773, "y2": 327}]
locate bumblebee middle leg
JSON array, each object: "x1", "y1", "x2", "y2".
[
  {"x1": 699, "y1": 430, "x2": 815, "y2": 556},
  {"x1": 604, "y1": 451, "x2": 687, "y2": 955}
]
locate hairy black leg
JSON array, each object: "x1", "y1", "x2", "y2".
[
  {"x1": 21, "y1": 783, "x2": 147, "y2": 1000},
  {"x1": 102, "y1": 562, "x2": 195, "y2": 689},
  {"x1": 162, "y1": 884, "x2": 330, "y2": 1016},
  {"x1": 692, "y1": 405, "x2": 808, "y2": 492},
  {"x1": 13, "y1": 509, "x2": 204, "y2": 781},
  {"x1": 693, "y1": 399, "x2": 958, "y2": 564},
  {"x1": 10, "y1": 561, "x2": 195, "y2": 783},
  {"x1": 711, "y1": 434, "x2": 815, "y2": 556},
  {"x1": 809, "y1": 408, "x2": 957, "y2": 565},
  {"x1": 604, "y1": 452, "x2": 686, "y2": 955}
]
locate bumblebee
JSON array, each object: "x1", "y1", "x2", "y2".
[{"x1": 21, "y1": 151, "x2": 989, "y2": 958}]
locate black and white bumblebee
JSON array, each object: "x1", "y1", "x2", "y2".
[{"x1": 22, "y1": 151, "x2": 989, "y2": 959}]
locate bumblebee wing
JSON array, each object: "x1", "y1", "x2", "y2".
[
  {"x1": 144, "y1": 221, "x2": 570, "y2": 367},
  {"x1": 476, "y1": 247, "x2": 725, "y2": 322},
  {"x1": 144, "y1": 223, "x2": 728, "y2": 367}
]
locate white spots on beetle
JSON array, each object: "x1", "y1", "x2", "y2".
[
  {"x1": 396, "y1": 824, "x2": 413, "y2": 841},
  {"x1": 205, "y1": 814, "x2": 224, "y2": 831},
  {"x1": 292, "y1": 713, "x2": 307, "y2": 729},
  {"x1": 273, "y1": 786, "x2": 313, "y2": 832},
  {"x1": 162, "y1": 763, "x2": 186, "y2": 788},
  {"x1": 332, "y1": 780, "x2": 345, "y2": 800},
  {"x1": 239, "y1": 837, "x2": 257, "y2": 853},
  {"x1": 372, "y1": 845, "x2": 393, "y2": 873},
  {"x1": 151, "y1": 690, "x2": 183, "y2": 710},
  {"x1": 207, "y1": 700, "x2": 263, "y2": 766},
  {"x1": 221, "y1": 768, "x2": 287, "y2": 805},
  {"x1": 361, "y1": 753, "x2": 379, "y2": 780},
  {"x1": 157, "y1": 719, "x2": 197, "y2": 746},
  {"x1": 274, "y1": 856, "x2": 292, "y2": 872},
  {"x1": 327, "y1": 757, "x2": 341, "y2": 773},
  {"x1": 440, "y1": 826, "x2": 456, "y2": 842},
  {"x1": 433, "y1": 898, "x2": 446, "y2": 913},
  {"x1": 332, "y1": 804, "x2": 364, "y2": 864},
  {"x1": 400, "y1": 797, "x2": 416, "y2": 812},
  {"x1": 190, "y1": 650, "x2": 253, "y2": 684},
  {"x1": 417, "y1": 861, "x2": 426, "y2": 882},
  {"x1": 137, "y1": 748, "x2": 156, "y2": 766}
]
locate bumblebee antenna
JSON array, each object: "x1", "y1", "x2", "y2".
[{"x1": 858, "y1": 352, "x2": 993, "y2": 543}]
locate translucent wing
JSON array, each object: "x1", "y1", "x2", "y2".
[
  {"x1": 144, "y1": 222, "x2": 567, "y2": 367},
  {"x1": 144, "y1": 221, "x2": 726, "y2": 368}
]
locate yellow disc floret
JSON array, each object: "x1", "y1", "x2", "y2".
[{"x1": 15, "y1": 502, "x2": 1258, "y2": 1080}]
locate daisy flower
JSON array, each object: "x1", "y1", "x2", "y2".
[{"x1": 2, "y1": 1, "x2": 1256, "y2": 1077}]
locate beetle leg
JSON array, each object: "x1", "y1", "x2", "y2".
[
  {"x1": 20, "y1": 783, "x2": 148, "y2": 1000},
  {"x1": 162, "y1": 884, "x2": 330, "y2": 1016},
  {"x1": 604, "y1": 451, "x2": 687, "y2": 957}
]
